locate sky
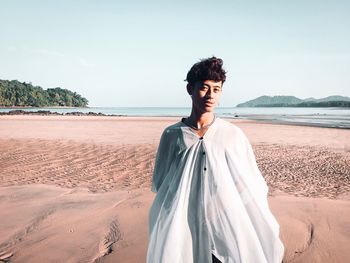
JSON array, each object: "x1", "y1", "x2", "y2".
[{"x1": 1, "y1": 0, "x2": 349, "y2": 107}]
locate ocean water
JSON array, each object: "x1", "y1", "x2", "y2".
[
  {"x1": 0, "y1": 106, "x2": 349, "y2": 116},
  {"x1": 1, "y1": 106, "x2": 349, "y2": 128}
]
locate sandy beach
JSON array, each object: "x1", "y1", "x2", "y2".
[{"x1": 0, "y1": 115, "x2": 349, "y2": 263}]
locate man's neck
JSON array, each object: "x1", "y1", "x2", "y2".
[{"x1": 188, "y1": 109, "x2": 215, "y2": 129}]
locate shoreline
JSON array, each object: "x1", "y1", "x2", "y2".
[
  {"x1": 0, "y1": 109, "x2": 349, "y2": 129},
  {"x1": 239, "y1": 117, "x2": 350, "y2": 129},
  {"x1": 1, "y1": 115, "x2": 349, "y2": 152}
]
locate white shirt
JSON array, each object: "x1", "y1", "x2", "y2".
[{"x1": 147, "y1": 117, "x2": 285, "y2": 263}]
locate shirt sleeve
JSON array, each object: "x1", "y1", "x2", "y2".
[
  {"x1": 239, "y1": 129, "x2": 269, "y2": 198},
  {"x1": 225, "y1": 125, "x2": 269, "y2": 203},
  {"x1": 151, "y1": 128, "x2": 172, "y2": 193}
]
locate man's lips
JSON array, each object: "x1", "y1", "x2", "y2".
[{"x1": 204, "y1": 101, "x2": 215, "y2": 105}]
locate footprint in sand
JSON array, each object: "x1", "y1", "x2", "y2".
[{"x1": 280, "y1": 217, "x2": 314, "y2": 262}]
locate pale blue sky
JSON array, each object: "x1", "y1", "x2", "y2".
[{"x1": 1, "y1": 0, "x2": 349, "y2": 107}]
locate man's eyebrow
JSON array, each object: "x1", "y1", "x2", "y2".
[{"x1": 203, "y1": 83, "x2": 222, "y2": 88}]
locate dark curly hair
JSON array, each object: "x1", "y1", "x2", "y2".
[{"x1": 185, "y1": 56, "x2": 227, "y2": 87}]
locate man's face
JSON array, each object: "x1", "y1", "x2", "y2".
[{"x1": 188, "y1": 80, "x2": 223, "y2": 113}]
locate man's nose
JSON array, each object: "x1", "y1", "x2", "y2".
[{"x1": 206, "y1": 89, "x2": 214, "y2": 97}]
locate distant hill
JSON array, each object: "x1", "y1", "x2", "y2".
[
  {"x1": 0, "y1": 79, "x2": 89, "y2": 107},
  {"x1": 236, "y1": 95, "x2": 302, "y2": 107},
  {"x1": 236, "y1": 95, "x2": 350, "y2": 107},
  {"x1": 302, "y1": 95, "x2": 350, "y2": 103}
]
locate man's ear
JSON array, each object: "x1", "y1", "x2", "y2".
[{"x1": 186, "y1": 84, "x2": 193, "y2": 95}]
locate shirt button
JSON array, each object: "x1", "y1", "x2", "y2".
[
  {"x1": 202, "y1": 151, "x2": 206, "y2": 155},
  {"x1": 204, "y1": 167, "x2": 207, "y2": 171},
  {"x1": 199, "y1": 137, "x2": 203, "y2": 140}
]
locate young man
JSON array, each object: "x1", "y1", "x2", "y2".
[{"x1": 147, "y1": 57, "x2": 285, "y2": 263}]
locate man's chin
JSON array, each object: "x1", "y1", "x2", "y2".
[
  {"x1": 202, "y1": 106, "x2": 216, "y2": 113},
  {"x1": 194, "y1": 104, "x2": 216, "y2": 114}
]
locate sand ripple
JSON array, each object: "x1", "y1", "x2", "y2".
[
  {"x1": 0, "y1": 139, "x2": 349, "y2": 199},
  {"x1": 0, "y1": 139, "x2": 156, "y2": 193},
  {"x1": 254, "y1": 144, "x2": 350, "y2": 199}
]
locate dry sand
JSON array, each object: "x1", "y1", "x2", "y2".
[{"x1": 0, "y1": 115, "x2": 349, "y2": 262}]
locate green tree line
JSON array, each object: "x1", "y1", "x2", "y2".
[{"x1": 0, "y1": 80, "x2": 89, "y2": 107}]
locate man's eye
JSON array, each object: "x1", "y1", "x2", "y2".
[{"x1": 214, "y1": 88, "x2": 221, "y2": 93}]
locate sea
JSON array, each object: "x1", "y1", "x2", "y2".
[{"x1": 0, "y1": 107, "x2": 349, "y2": 129}]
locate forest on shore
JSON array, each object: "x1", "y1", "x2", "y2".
[
  {"x1": 0, "y1": 80, "x2": 88, "y2": 107},
  {"x1": 237, "y1": 95, "x2": 350, "y2": 107}
]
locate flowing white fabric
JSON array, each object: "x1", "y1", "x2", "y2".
[{"x1": 147, "y1": 117, "x2": 284, "y2": 263}]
